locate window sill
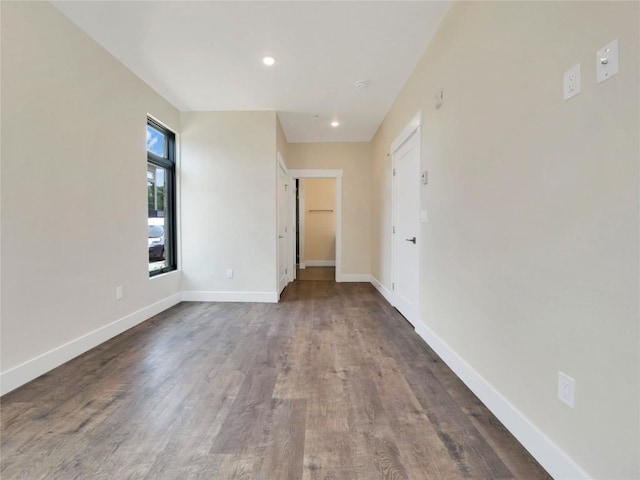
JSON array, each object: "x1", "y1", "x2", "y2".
[{"x1": 149, "y1": 268, "x2": 180, "y2": 280}]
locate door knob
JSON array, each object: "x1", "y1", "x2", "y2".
[
  {"x1": 405, "y1": 237, "x2": 416, "y2": 244},
  {"x1": 279, "y1": 235, "x2": 284, "y2": 238}
]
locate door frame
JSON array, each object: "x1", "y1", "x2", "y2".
[
  {"x1": 289, "y1": 169, "x2": 343, "y2": 282},
  {"x1": 391, "y1": 112, "x2": 422, "y2": 324}
]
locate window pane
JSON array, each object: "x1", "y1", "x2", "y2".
[
  {"x1": 147, "y1": 164, "x2": 166, "y2": 214},
  {"x1": 148, "y1": 162, "x2": 168, "y2": 273},
  {"x1": 147, "y1": 118, "x2": 175, "y2": 278},
  {"x1": 146, "y1": 124, "x2": 166, "y2": 157}
]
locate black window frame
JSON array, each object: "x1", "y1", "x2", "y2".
[{"x1": 147, "y1": 118, "x2": 177, "y2": 277}]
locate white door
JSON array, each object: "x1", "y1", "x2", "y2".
[
  {"x1": 392, "y1": 127, "x2": 421, "y2": 324},
  {"x1": 277, "y1": 161, "x2": 290, "y2": 295}
]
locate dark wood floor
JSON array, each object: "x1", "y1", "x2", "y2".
[
  {"x1": 1, "y1": 281, "x2": 550, "y2": 479},
  {"x1": 296, "y1": 266, "x2": 335, "y2": 281}
]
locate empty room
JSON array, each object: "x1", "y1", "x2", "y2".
[{"x1": 1, "y1": 1, "x2": 638, "y2": 479}]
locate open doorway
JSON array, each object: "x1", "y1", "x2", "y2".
[
  {"x1": 296, "y1": 178, "x2": 336, "y2": 281},
  {"x1": 289, "y1": 169, "x2": 343, "y2": 282}
]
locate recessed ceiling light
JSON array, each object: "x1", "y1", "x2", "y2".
[
  {"x1": 331, "y1": 121, "x2": 340, "y2": 127},
  {"x1": 262, "y1": 56, "x2": 276, "y2": 66},
  {"x1": 354, "y1": 80, "x2": 370, "y2": 89}
]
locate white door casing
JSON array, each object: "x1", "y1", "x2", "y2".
[{"x1": 391, "y1": 113, "x2": 421, "y2": 325}]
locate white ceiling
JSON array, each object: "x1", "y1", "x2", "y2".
[{"x1": 52, "y1": 1, "x2": 451, "y2": 143}]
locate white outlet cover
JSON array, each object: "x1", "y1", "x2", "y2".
[
  {"x1": 597, "y1": 39, "x2": 619, "y2": 84},
  {"x1": 563, "y1": 63, "x2": 581, "y2": 100},
  {"x1": 558, "y1": 371, "x2": 576, "y2": 408}
]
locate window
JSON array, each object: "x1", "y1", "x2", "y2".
[{"x1": 147, "y1": 118, "x2": 176, "y2": 276}]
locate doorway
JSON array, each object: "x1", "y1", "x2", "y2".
[
  {"x1": 289, "y1": 169, "x2": 343, "y2": 282},
  {"x1": 297, "y1": 177, "x2": 336, "y2": 278}
]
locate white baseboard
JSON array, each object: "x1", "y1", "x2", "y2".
[
  {"x1": 181, "y1": 290, "x2": 278, "y2": 303},
  {"x1": 299, "y1": 262, "x2": 306, "y2": 269},
  {"x1": 370, "y1": 275, "x2": 395, "y2": 305},
  {"x1": 413, "y1": 320, "x2": 589, "y2": 480},
  {"x1": 338, "y1": 273, "x2": 372, "y2": 283},
  {"x1": 0, "y1": 293, "x2": 182, "y2": 396},
  {"x1": 304, "y1": 260, "x2": 336, "y2": 267}
]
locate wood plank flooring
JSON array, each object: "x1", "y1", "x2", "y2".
[
  {"x1": 295, "y1": 266, "x2": 335, "y2": 281},
  {"x1": 1, "y1": 281, "x2": 551, "y2": 479}
]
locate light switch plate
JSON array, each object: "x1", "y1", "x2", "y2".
[
  {"x1": 597, "y1": 39, "x2": 618, "y2": 84},
  {"x1": 563, "y1": 63, "x2": 581, "y2": 100}
]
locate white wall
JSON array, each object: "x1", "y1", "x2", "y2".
[
  {"x1": 287, "y1": 143, "x2": 371, "y2": 276},
  {"x1": 302, "y1": 179, "x2": 336, "y2": 264},
  {"x1": 371, "y1": 2, "x2": 639, "y2": 478},
  {"x1": 1, "y1": 1, "x2": 182, "y2": 392},
  {"x1": 180, "y1": 111, "x2": 278, "y2": 302},
  {"x1": 276, "y1": 115, "x2": 289, "y2": 166}
]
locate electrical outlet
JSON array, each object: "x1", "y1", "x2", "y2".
[
  {"x1": 226, "y1": 268, "x2": 233, "y2": 279},
  {"x1": 563, "y1": 63, "x2": 581, "y2": 100},
  {"x1": 115, "y1": 286, "x2": 123, "y2": 300},
  {"x1": 558, "y1": 372, "x2": 576, "y2": 408}
]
